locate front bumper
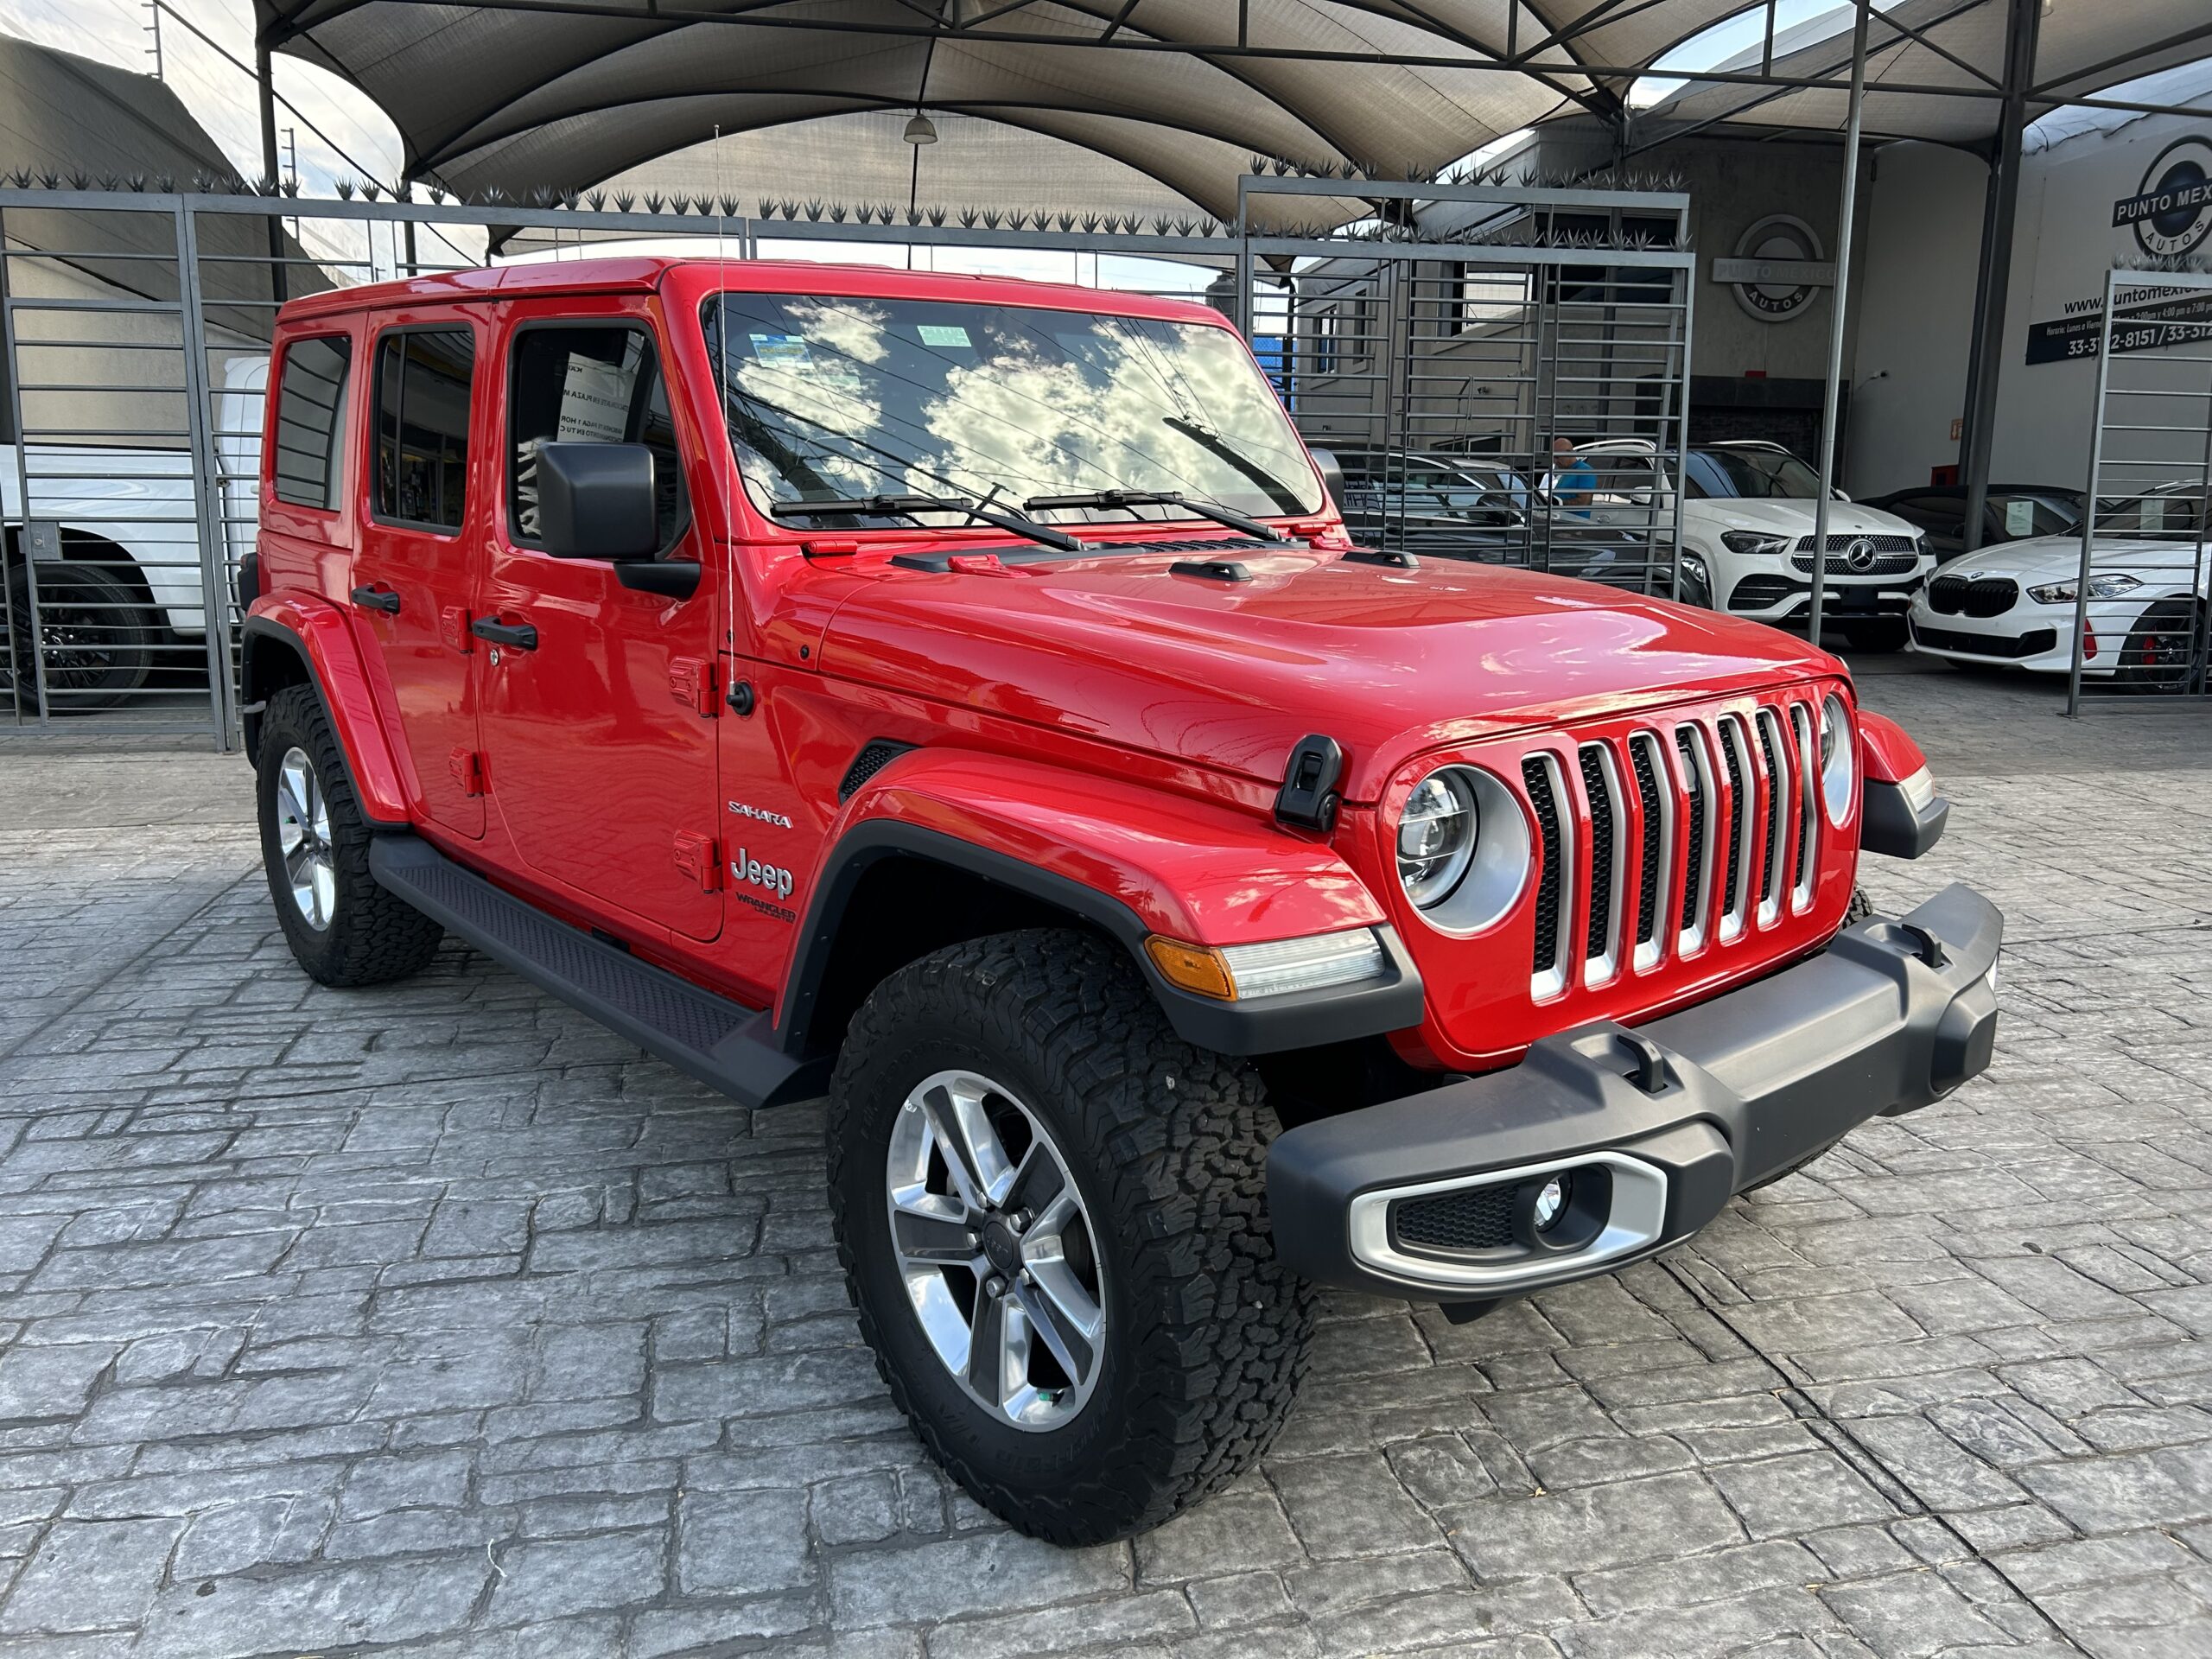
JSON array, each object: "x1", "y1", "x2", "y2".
[{"x1": 1268, "y1": 883, "x2": 2001, "y2": 1300}]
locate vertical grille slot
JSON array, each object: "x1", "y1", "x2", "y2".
[
  {"x1": 1675, "y1": 727, "x2": 1708, "y2": 945},
  {"x1": 1629, "y1": 733, "x2": 1666, "y2": 963},
  {"x1": 1717, "y1": 718, "x2": 1748, "y2": 937},
  {"x1": 1579, "y1": 746, "x2": 1614, "y2": 967},
  {"x1": 1789, "y1": 702, "x2": 1818, "y2": 909},
  {"x1": 1755, "y1": 709, "x2": 1786, "y2": 921},
  {"x1": 1523, "y1": 753, "x2": 1570, "y2": 996}
]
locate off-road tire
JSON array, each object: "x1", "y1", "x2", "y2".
[
  {"x1": 1846, "y1": 884, "x2": 1875, "y2": 926},
  {"x1": 828, "y1": 929, "x2": 1315, "y2": 1545},
  {"x1": 257, "y1": 683, "x2": 442, "y2": 987}
]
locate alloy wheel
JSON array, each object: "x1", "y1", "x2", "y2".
[
  {"x1": 275, "y1": 746, "x2": 336, "y2": 930},
  {"x1": 884, "y1": 1069, "x2": 1107, "y2": 1431}
]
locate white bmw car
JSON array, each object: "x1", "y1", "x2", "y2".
[{"x1": 1906, "y1": 490, "x2": 2208, "y2": 686}]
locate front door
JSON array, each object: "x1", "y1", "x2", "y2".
[
  {"x1": 353, "y1": 322, "x2": 486, "y2": 838},
  {"x1": 474, "y1": 308, "x2": 723, "y2": 944}
]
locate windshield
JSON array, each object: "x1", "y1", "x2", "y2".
[
  {"x1": 1687, "y1": 448, "x2": 1824, "y2": 500},
  {"x1": 699, "y1": 292, "x2": 1324, "y2": 526}
]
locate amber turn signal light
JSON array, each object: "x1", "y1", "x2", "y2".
[{"x1": 1143, "y1": 935, "x2": 1235, "y2": 1001}]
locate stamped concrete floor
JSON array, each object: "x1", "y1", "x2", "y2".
[{"x1": 0, "y1": 657, "x2": 2209, "y2": 1659}]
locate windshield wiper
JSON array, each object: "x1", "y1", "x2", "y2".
[
  {"x1": 1023, "y1": 488, "x2": 1290, "y2": 543},
  {"x1": 1160, "y1": 418, "x2": 1310, "y2": 514},
  {"x1": 768, "y1": 493, "x2": 1080, "y2": 552}
]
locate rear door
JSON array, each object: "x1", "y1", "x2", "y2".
[
  {"x1": 473, "y1": 302, "x2": 723, "y2": 943},
  {"x1": 352, "y1": 322, "x2": 486, "y2": 837}
]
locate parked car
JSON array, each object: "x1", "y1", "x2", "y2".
[
  {"x1": 1, "y1": 356, "x2": 264, "y2": 711},
  {"x1": 1862, "y1": 483, "x2": 2085, "y2": 560},
  {"x1": 1329, "y1": 448, "x2": 1659, "y2": 587},
  {"x1": 242, "y1": 257, "x2": 2000, "y2": 1545},
  {"x1": 1568, "y1": 439, "x2": 1936, "y2": 649},
  {"x1": 1906, "y1": 483, "x2": 2208, "y2": 688}
]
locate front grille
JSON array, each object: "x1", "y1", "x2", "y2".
[
  {"x1": 1792, "y1": 535, "x2": 1920, "y2": 576},
  {"x1": 1525, "y1": 698, "x2": 1821, "y2": 997},
  {"x1": 1911, "y1": 620, "x2": 2056, "y2": 658},
  {"x1": 1926, "y1": 575, "x2": 2018, "y2": 617},
  {"x1": 1524, "y1": 756, "x2": 1565, "y2": 979},
  {"x1": 1392, "y1": 1184, "x2": 1517, "y2": 1253}
]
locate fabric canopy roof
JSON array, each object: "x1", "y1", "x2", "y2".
[
  {"x1": 1641, "y1": 0, "x2": 2212, "y2": 147},
  {"x1": 257, "y1": 1, "x2": 2211, "y2": 223}
]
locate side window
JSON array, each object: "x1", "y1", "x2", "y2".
[
  {"x1": 271, "y1": 335, "x2": 351, "y2": 511},
  {"x1": 373, "y1": 327, "x2": 475, "y2": 531},
  {"x1": 507, "y1": 324, "x2": 684, "y2": 551}
]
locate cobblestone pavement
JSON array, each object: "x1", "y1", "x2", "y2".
[{"x1": 1, "y1": 660, "x2": 2209, "y2": 1658}]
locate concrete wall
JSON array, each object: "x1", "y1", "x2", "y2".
[{"x1": 1847, "y1": 143, "x2": 1986, "y2": 497}]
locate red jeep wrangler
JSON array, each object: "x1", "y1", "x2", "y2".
[{"x1": 240, "y1": 258, "x2": 1999, "y2": 1545}]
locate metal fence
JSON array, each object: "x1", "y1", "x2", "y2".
[
  {"x1": 1239, "y1": 177, "x2": 1694, "y2": 594},
  {"x1": 2, "y1": 179, "x2": 1693, "y2": 747},
  {"x1": 2067, "y1": 266, "x2": 2212, "y2": 711}
]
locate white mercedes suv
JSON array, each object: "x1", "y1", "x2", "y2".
[{"x1": 1567, "y1": 439, "x2": 1934, "y2": 648}]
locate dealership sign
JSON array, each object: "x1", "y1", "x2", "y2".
[
  {"x1": 1713, "y1": 215, "x2": 1836, "y2": 322},
  {"x1": 2113, "y1": 136, "x2": 2212, "y2": 258},
  {"x1": 2027, "y1": 134, "x2": 2212, "y2": 364}
]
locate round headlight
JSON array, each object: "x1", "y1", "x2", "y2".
[
  {"x1": 1818, "y1": 693, "x2": 1854, "y2": 823},
  {"x1": 1398, "y1": 770, "x2": 1477, "y2": 909}
]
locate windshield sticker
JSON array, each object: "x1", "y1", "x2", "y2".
[
  {"x1": 2004, "y1": 498, "x2": 2036, "y2": 538},
  {"x1": 915, "y1": 323, "x2": 972, "y2": 349},
  {"x1": 748, "y1": 333, "x2": 811, "y2": 368}
]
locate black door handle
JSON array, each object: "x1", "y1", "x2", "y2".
[
  {"x1": 350, "y1": 584, "x2": 401, "y2": 614},
  {"x1": 469, "y1": 615, "x2": 538, "y2": 651}
]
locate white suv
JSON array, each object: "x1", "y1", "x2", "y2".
[{"x1": 1567, "y1": 439, "x2": 1933, "y2": 648}]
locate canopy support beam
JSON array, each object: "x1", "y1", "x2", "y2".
[
  {"x1": 1958, "y1": 0, "x2": 2042, "y2": 556},
  {"x1": 1807, "y1": 0, "x2": 1870, "y2": 649},
  {"x1": 256, "y1": 41, "x2": 287, "y2": 304}
]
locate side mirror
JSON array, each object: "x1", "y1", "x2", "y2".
[
  {"x1": 537, "y1": 442, "x2": 660, "y2": 561},
  {"x1": 1306, "y1": 445, "x2": 1347, "y2": 514}
]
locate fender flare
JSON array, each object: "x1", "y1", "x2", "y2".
[
  {"x1": 777, "y1": 750, "x2": 1423, "y2": 1059},
  {"x1": 239, "y1": 603, "x2": 411, "y2": 827},
  {"x1": 1856, "y1": 710, "x2": 1947, "y2": 860}
]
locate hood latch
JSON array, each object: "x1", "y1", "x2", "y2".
[{"x1": 1275, "y1": 734, "x2": 1344, "y2": 832}]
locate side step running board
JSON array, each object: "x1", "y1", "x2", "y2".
[{"x1": 369, "y1": 835, "x2": 828, "y2": 1110}]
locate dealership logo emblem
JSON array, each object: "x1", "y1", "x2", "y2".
[
  {"x1": 2114, "y1": 136, "x2": 2212, "y2": 259},
  {"x1": 1845, "y1": 538, "x2": 1878, "y2": 571},
  {"x1": 1713, "y1": 214, "x2": 1836, "y2": 323}
]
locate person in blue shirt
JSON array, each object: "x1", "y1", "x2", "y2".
[{"x1": 1548, "y1": 436, "x2": 1596, "y2": 518}]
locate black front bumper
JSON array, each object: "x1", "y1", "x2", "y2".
[{"x1": 1268, "y1": 884, "x2": 2002, "y2": 1300}]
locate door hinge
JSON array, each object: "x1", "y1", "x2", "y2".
[
  {"x1": 669, "y1": 657, "x2": 718, "y2": 718},
  {"x1": 449, "y1": 748, "x2": 486, "y2": 797},
  {"x1": 441, "y1": 606, "x2": 473, "y2": 653},
  {"x1": 673, "y1": 830, "x2": 722, "y2": 891}
]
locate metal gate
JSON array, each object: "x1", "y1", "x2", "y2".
[
  {"x1": 1240, "y1": 175, "x2": 1694, "y2": 595},
  {"x1": 2067, "y1": 266, "x2": 2212, "y2": 710},
  {"x1": 3, "y1": 176, "x2": 1692, "y2": 747}
]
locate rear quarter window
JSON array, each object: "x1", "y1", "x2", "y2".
[{"x1": 271, "y1": 335, "x2": 351, "y2": 511}]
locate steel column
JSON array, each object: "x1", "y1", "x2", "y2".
[
  {"x1": 1959, "y1": 0, "x2": 2042, "y2": 556},
  {"x1": 1808, "y1": 0, "x2": 1870, "y2": 647},
  {"x1": 175, "y1": 205, "x2": 236, "y2": 750},
  {"x1": 2065, "y1": 268, "x2": 2118, "y2": 719}
]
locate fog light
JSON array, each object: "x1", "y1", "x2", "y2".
[{"x1": 1533, "y1": 1175, "x2": 1569, "y2": 1232}]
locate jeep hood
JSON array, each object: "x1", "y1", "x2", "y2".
[{"x1": 817, "y1": 548, "x2": 1838, "y2": 801}]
